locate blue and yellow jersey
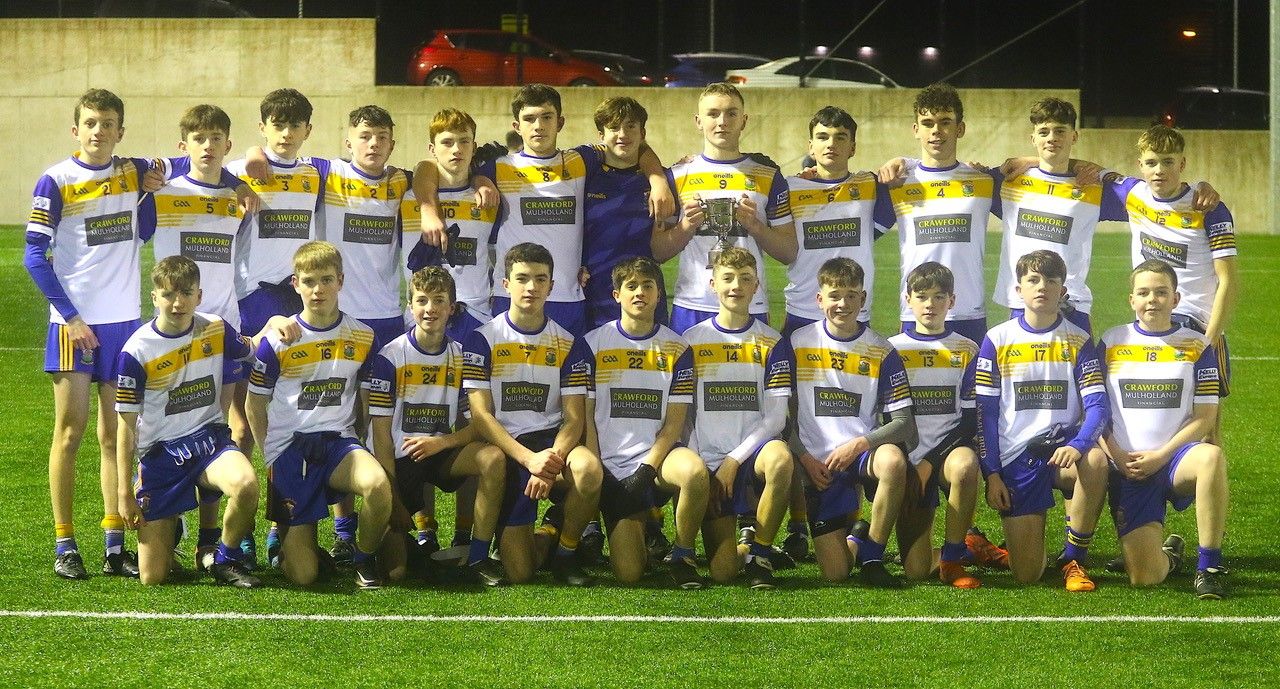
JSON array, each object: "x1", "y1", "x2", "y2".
[{"x1": 368, "y1": 331, "x2": 465, "y2": 457}]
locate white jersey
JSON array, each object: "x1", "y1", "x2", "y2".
[
  {"x1": 316, "y1": 158, "x2": 409, "y2": 321},
  {"x1": 228, "y1": 153, "x2": 322, "y2": 295},
  {"x1": 461, "y1": 313, "x2": 592, "y2": 439},
  {"x1": 784, "y1": 172, "x2": 882, "y2": 322},
  {"x1": 479, "y1": 148, "x2": 593, "y2": 304},
  {"x1": 993, "y1": 168, "x2": 1124, "y2": 313},
  {"x1": 789, "y1": 321, "x2": 912, "y2": 459},
  {"x1": 1100, "y1": 322, "x2": 1220, "y2": 454},
  {"x1": 888, "y1": 329, "x2": 977, "y2": 465},
  {"x1": 368, "y1": 331, "x2": 465, "y2": 457},
  {"x1": 974, "y1": 315, "x2": 1104, "y2": 469},
  {"x1": 876, "y1": 163, "x2": 995, "y2": 322},
  {"x1": 148, "y1": 174, "x2": 246, "y2": 329},
  {"x1": 668, "y1": 155, "x2": 793, "y2": 315},
  {"x1": 27, "y1": 155, "x2": 154, "y2": 325},
  {"x1": 402, "y1": 183, "x2": 498, "y2": 323},
  {"x1": 115, "y1": 313, "x2": 249, "y2": 452},
  {"x1": 683, "y1": 317, "x2": 792, "y2": 469},
  {"x1": 585, "y1": 320, "x2": 694, "y2": 477},
  {"x1": 248, "y1": 313, "x2": 376, "y2": 464},
  {"x1": 1117, "y1": 179, "x2": 1237, "y2": 327}
]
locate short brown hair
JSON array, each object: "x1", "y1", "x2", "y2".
[
  {"x1": 611, "y1": 257, "x2": 663, "y2": 290},
  {"x1": 511, "y1": 84, "x2": 562, "y2": 119},
  {"x1": 294, "y1": 240, "x2": 343, "y2": 275},
  {"x1": 504, "y1": 242, "x2": 554, "y2": 278},
  {"x1": 710, "y1": 246, "x2": 756, "y2": 273},
  {"x1": 410, "y1": 266, "x2": 457, "y2": 303},
  {"x1": 905, "y1": 261, "x2": 954, "y2": 295},
  {"x1": 699, "y1": 82, "x2": 745, "y2": 108},
  {"x1": 179, "y1": 104, "x2": 231, "y2": 139},
  {"x1": 1136, "y1": 125, "x2": 1185, "y2": 155},
  {"x1": 817, "y1": 258, "x2": 865, "y2": 290},
  {"x1": 260, "y1": 88, "x2": 312, "y2": 125},
  {"x1": 1015, "y1": 249, "x2": 1067, "y2": 282},
  {"x1": 913, "y1": 82, "x2": 963, "y2": 122},
  {"x1": 594, "y1": 97, "x2": 648, "y2": 132},
  {"x1": 429, "y1": 108, "x2": 477, "y2": 141},
  {"x1": 1130, "y1": 259, "x2": 1179, "y2": 291},
  {"x1": 1029, "y1": 97, "x2": 1077, "y2": 128},
  {"x1": 75, "y1": 88, "x2": 124, "y2": 125},
  {"x1": 809, "y1": 106, "x2": 857, "y2": 139},
  {"x1": 152, "y1": 255, "x2": 200, "y2": 291},
  {"x1": 349, "y1": 105, "x2": 394, "y2": 130}
]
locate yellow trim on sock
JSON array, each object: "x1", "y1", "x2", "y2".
[
  {"x1": 558, "y1": 533, "x2": 580, "y2": 551},
  {"x1": 536, "y1": 524, "x2": 559, "y2": 538},
  {"x1": 100, "y1": 515, "x2": 124, "y2": 531},
  {"x1": 413, "y1": 513, "x2": 429, "y2": 531},
  {"x1": 649, "y1": 507, "x2": 664, "y2": 521},
  {"x1": 55, "y1": 523, "x2": 75, "y2": 539}
]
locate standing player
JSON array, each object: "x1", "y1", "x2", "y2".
[
  {"x1": 888, "y1": 262, "x2": 984, "y2": 588},
  {"x1": 583, "y1": 258, "x2": 710, "y2": 588},
  {"x1": 976, "y1": 250, "x2": 1109, "y2": 590},
  {"x1": 1100, "y1": 260, "x2": 1229, "y2": 599},
  {"x1": 246, "y1": 241, "x2": 393, "y2": 589},
  {"x1": 789, "y1": 258, "x2": 916, "y2": 586},
  {"x1": 462, "y1": 243, "x2": 601, "y2": 586},
  {"x1": 655, "y1": 83, "x2": 798, "y2": 334},
  {"x1": 683, "y1": 248, "x2": 794, "y2": 589}
]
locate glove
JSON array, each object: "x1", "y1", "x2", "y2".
[
  {"x1": 620, "y1": 463, "x2": 658, "y2": 496},
  {"x1": 747, "y1": 152, "x2": 780, "y2": 170},
  {"x1": 471, "y1": 141, "x2": 507, "y2": 170}
]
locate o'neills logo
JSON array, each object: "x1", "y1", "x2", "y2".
[
  {"x1": 258, "y1": 209, "x2": 312, "y2": 239},
  {"x1": 802, "y1": 218, "x2": 861, "y2": 249},
  {"x1": 501, "y1": 381, "x2": 549, "y2": 412},
  {"x1": 165, "y1": 375, "x2": 215, "y2": 415},
  {"x1": 1139, "y1": 232, "x2": 1188, "y2": 268},
  {"x1": 1118, "y1": 378, "x2": 1183, "y2": 409},
  {"x1": 914, "y1": 213, "x2": 971, "y2": 244},
  {"x1": 401, "y1": 402, "x2": 451, "y2": 434},
  {"x1": 298, "y1": 377, "x2": 347, "y2": 410},
  {"x1": 609, "y1": 387, "x2": 662, "y2": 420},
  {"x1": 1015, "y1": 210, "x2": 1072, "y2": 244},
  {"x1": 342, "y1": 213, "x2": 395, "y2": 244},
  {"x1": 180, "y1": 232, "x2": 233, "y2": 264},
  {"x1": 703, "y1": 381, "x2": 758, "y2": 412},
  {"x1": 813, "y1": 386, "x2": 860, "y2": 417},
  {"x1": 1013, "y1": 380, "x2": 1068, "y2": 410},
  {"x1": 519, "y1": 196, "x2": 576, "y2": 225},
  {"x1": 911, "y1": 385, "x2": 956, "y2": 416},
  {"x1": 85, "y1": 211, "x2": 134, "y2": 246}
]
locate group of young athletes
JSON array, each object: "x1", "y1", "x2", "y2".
[{"x1": 24, "y1": 79, "x2": 1236, "y2": 599}]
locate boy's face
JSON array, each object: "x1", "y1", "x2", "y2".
[
  {"x1": 503, "y1": 261, "x2": 553, "y2": 311},
  {"x1": 293, "y1": 267, "x2": 343, "y2": 313},
  {"x1": 1137, "y1": 148, "x2": 1186, "y2": 197},
  {"x1": 905, "y1": 285, "x2": 955, "y2": 331},
  {"x1": 710, "y1": 264, "x2": 758, "y2": 313},
  {"x1": 913, "y1": 108, "x2": 964, "y2": 161},
  {"x1": 1031, "y1": 119, "x2": 1077, "y2": 166},
  {"x1": 808, "y1": 123, "x2": 855, "y2": 170},
  {"x1": 430, "y1": 128, "x2": 476, "y2": 177},
  {"x1": 613, "y1": 272, "x2": 660, "y2": 322},
  {"x1": 817, "y1": 282, "x2": 865, "y2": 330},
  {"x1": 179, "y1": 128, "x2": 232, "y2": 175},
  {"x1": 1129, "y1": 270, "x2": 1180, "y2": 327},
  {"x1": 260, "y1": 116, "x2": 312, "y2": 159},
  {"x1": 152, "y1": 280, "x2": 201, "y2": 324},
  {"x1": 73, "y1": 107, "x2": 124, "y2": 161},
  {"x1": 513, "y1": 104, "x2": 563, "y2": 156},
  {"x1": 599, "y1": 119, "x2": 645, "y2": 165},
  {"x1": 346, "y1": 121, "x2": 395, "y2": 173},
  {"x1": 410, "y1": 287, "x2": 454, "y2": 337},
  {"x1": 1015, "y1": 270, "x2": 1066, "y2": 314},
  {"x1": 696, "y1": 93, "x2": 747, "y2": 151}
]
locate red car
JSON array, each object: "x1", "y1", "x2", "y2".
[{"x1": 407, "y1": 29, "x2": 619, "y2": 87}]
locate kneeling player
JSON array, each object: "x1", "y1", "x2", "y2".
[
  {"x1": 684, "y1": 248, "x2": 794, "y2": 589},
  {"x1": 584, "y1": 258, "x2": 710, "y2": 588},
  {"x1": 246, "y1": 241, "x2": 393, "y2": 589},
  {"x1": 116, "y1": 256, "x2": 292, "y2": 587},
  {"x1": 1100, "y1": 260, "x2": 1229, "y2": 599},
  {"x1": 976, "y1": 250, "x2": 1110, "y2": 590},
  {"x1": 888, "y1": 263, "x2": 984, "y2": 588},
  {"x1": 369, "y1": 267, "x2": 508, "y2": 586},
  {"x1": 789, "y1": 258, "x2": 917, "y2": 587}
]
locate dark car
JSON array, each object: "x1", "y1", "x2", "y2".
[
  {"x1": 406, "y1": 29, "x2": 618, "y2": 86},
  {"x1": 1156, "y1": 86, "x2": 1268, "y2": 130},
  {"x1": 663, "y1": 52, "x2": 770, "y2": 87},
  {"x1": 572, "y1": 50, "x2": 660, "y2": 86}
]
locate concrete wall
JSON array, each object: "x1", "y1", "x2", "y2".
[{"x1": 2, "y1": 19, "x2": 1270, "y2": 233}]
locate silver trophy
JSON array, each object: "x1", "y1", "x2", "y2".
[{"x1": 701, "y1": 197, "x2": 737, "y2": 265}]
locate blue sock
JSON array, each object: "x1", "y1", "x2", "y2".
[
  {"x1": 104, "y1": 529, "x2": 124, "y2": 556},
  {"x1": 55, "y1": 537, "x2": 78, "y2": 557},
  {"x1": 940, "y1": 541, "x2": 968, "y2": 563},
  {"x1": 1063, "y1": 527, "x2": 1094, "y2": 563},
  {"x1": 198, "y1": 527, "x2": 222, "y2": 549},
  {"x1": 467, "y1": 538, "x2": 491, "y2": 566},
  {"x1": 214, "y1": 542, "x2": 244, "y2": 565},
  {"x1": 335, "y1": 514, "x2": 358, "y2": 542},
  {"x1": 748, "y1": 540, "x2": 771, "y2": 559},
  {"x1": 860, "y1": 538, "x2": 887, "y2": 563},
  {"x1": 555, "y1": 544, "x2": 577, "y2": 559},
  {"x1": 849, "y1": 535, "x2": 870, "y2": 565},
  {"x1": 670, "y1": 544, "x2": 695, "y2": 562},
  {"x1": 1198, "y1": 547, "x2": 1222, "y2": 571},
  {"x1": 265, "y1": 526, "x2": 280, "y2": 550},
  {"x1": 352, "y1": 544, "x2": 372, "y2": 565}
]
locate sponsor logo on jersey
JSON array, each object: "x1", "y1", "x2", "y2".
[
  {"x1": 258, "y1": 209, "x2": 312, "y2": 239},
  {"x1": 813, "y1": 386, "x2": 860, "y2": 417},
  {"x1": 914, "y1": 213, "x2": 971, "y2": 244},
  {"x1": 609, "y1": 387, "x2": 663, "y2": 420},
  {"x1": 84, "y1": 211, "x2": 134, "y2": 246},
  {"x1": 702, "y1": 381, "x2": 759, "y2": 412},
  {"x1": 1139, "y1": 232, "x2": 1188, "y2": 268},
  {"x1": 1015, "y1": 209, "x2": 1073, "y2": 244},
  {"x1": 519, "y1": 196, "x2": 576, "y2": 226},
  {"x1": 401, "y1": 402, "x2": 452, "y2": 435},
  {"x1": 298, "y1": 377, "x2": 347, "y2": 410},
  {"x1": 500, "y1": 381, "x2": 549, "y2": 412},
  {"x1": 180, "y1": 231, "x2": 233, "y2": 264},
  {"x1": 342, "y1": 213, "x2": 396, "y2": 245},
  {"x1": 802, "y1": 218, "x2": 861, "y2": 249},
  {"x1": 33, "y1": 195, "x2": 52, "y2": 210},
  {"x1": 1013, "y1": 379, "x2": 1069, "y2": 410},
  {"x1": 911, "y1": 385, "x2": 957, "y2": 416},
  {"x1": 165, "y1": 375, "x2": 216, "y2": 415},
  {"x1": 1118, "y1": 378, "x2": 1183, "y2": 409}
]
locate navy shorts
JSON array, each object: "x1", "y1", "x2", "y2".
[
  {"x1": 1010, "y1": 307, "x2": 1092, "y2": 335},
  {"x1": 446, "y1": 307, "x2": 486, "y2": 345},
  {"x1": 671, "y1": 305, "x2": 768, "y2": 336},
  {"x1": 45, "y1": 318, "x2": 140, "y2": 383},
  {"x1": 491, "y1": 297, "x2": 586, "y2": 338},
  {"x1": 239, "y1": 286, "x2": 300, "y2": 340},
  {"x1": 995, "y1": 447, "x2": 1067, "y2": 517},
  {"x1": 1109, "y1": 442, "x2": 1198, "y2": 538},
  {"x1": 358, "y1": 316, "x2": 412, "y2": 355},
  {"x1": 707, "y1": 440, "x2": 776, "y2": 519},
  {"x1": 497, "y1": 428, "x2": 559, "y2": 528},
  {"x1": 394, "y1": 446, "x2": 466, "y2": 514},
  {"x1": 804, "y1": 458, "x2": 865, "y2": 537},
  {"x1": 267, "y1": 432, "x2": 366, "y2": 526},
  {"x1": 135, "y1": 424, "x2": 237, "y2": 522},
  {"x1": 600, "y1": 465, "x2": 660, "y2": 530},
  {"x1": 901, "y1": 317, "x2": 987, "y2": 347}
]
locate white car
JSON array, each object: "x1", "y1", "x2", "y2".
[{"x1": 726, "y1": 56, "x2": 899, "y2": 88}]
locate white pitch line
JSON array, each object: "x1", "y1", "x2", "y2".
[{"x1": 0, "y1": 610, "x2": 1277, "y2": 624}]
